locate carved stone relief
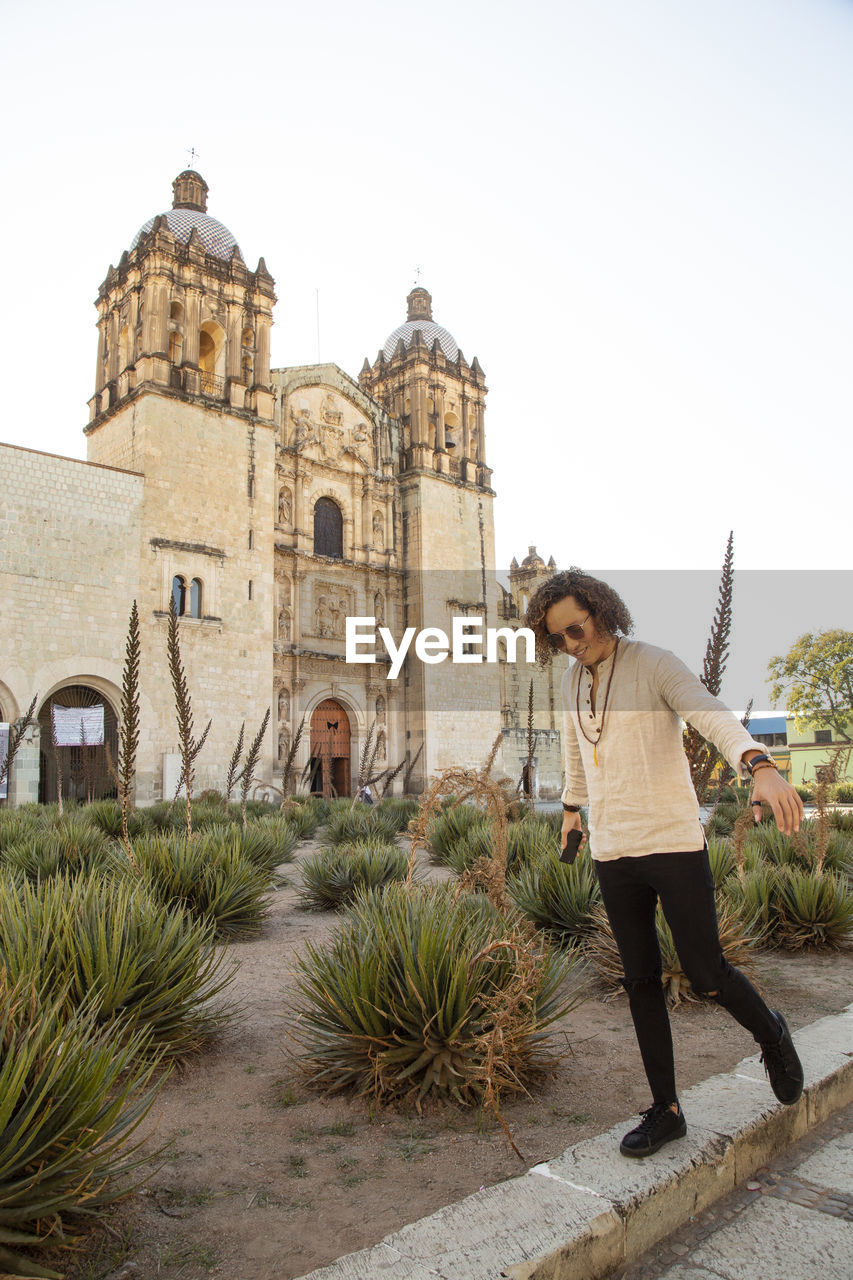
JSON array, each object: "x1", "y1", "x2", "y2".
[
  {"x1": 321, "y1": 393, "x2": 343, "y2": 426},
  {"x1": 312, "y1": 582, "x2": 353, "y2": 639},
  {"x1": 277, "y1": 486, "x2": 292, "y2": 525}
]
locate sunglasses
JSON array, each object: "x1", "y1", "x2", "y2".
[{"x1": 546, "y1": 613, "x2": 590, "y2": 652}]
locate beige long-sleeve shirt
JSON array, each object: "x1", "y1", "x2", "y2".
[{"x1": 560, "y1": 638, "x2": 767, "y2": 861}]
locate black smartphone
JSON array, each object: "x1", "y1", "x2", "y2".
[{"x1": 560, "y1": 827, "x2": 583, "y2": 865}]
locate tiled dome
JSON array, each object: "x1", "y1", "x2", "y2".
[
  {"x1": 130, "y1": 170, "x2": 241, "y2": 262},
  {"x1": 382, "y1": 320, "x2": 459, "y2": 361},
  {"x1": 382, "y1": 286, "x2": 459, "y2": 361},
  {"x1": 132, "y1": 208, "x2": 240, "y2": 260}
]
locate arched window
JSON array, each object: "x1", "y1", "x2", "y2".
[
  {"x1": 169, "y1": 330, "x2": 183, "y2": 365},
  {"x1": 314, "y1": 498, "x2": 343, "y2": 559},
  {"x1": 170, "y1": 300, "x2": 184, "y2": 324},
  {"x1": 190, "y1": 578, "x2": 202, "y2": 618},
  {"x1": 172, "y1": 575, "x2": 187, "y2": 616},
  {"x1": 199, "y1": 321, "x2": 225, "y2": 395},
  {"x1": 199, "y1": 330, "x2": 216, "y2": 372}
]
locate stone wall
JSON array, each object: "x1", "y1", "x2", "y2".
[{"x1": 0, "y1": 440, "x2": 144, "y2": 727}]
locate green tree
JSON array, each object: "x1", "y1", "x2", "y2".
[{"x1": 768, "y1": 630, "x2": 853, "y2": 741}]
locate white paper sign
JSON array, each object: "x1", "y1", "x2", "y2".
[{"x1": 52, "y1": 704, "x2": 105, "y2": 747}]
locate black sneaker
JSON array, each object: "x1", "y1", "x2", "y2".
[
  {"x1": 619, "y1": 1103, "x2": 687, "y2": 1158},
  {"x1": 759, "y1": 1010, "x2": 804, "y2": 1105}
]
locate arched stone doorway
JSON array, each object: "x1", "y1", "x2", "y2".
[
  {"x1": 309, "y1": 699, "x2": 351, "y2": 797},
  {"x1": 38, "y1": 685, "x2": 119, "y2": 804}
]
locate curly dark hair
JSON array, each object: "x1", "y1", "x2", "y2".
[{"x1": 525, "y1": 569, "x2": 634, "y2": 666}]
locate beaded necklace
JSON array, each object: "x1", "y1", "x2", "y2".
[{"x1": 576, "y1": 637, "x2": 620, "y2": 767}]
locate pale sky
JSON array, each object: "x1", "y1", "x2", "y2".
[{"x1": 2, "y1": 0, "x2": 851, "y2": 700}]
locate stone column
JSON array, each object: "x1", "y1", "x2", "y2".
[
  {"x1": 415, "y1": 376, "x2": 429, "y2": 446},
  {"x1": 127, "y1": 291, "x2": 139, "y2": 365},
  {"x1": 293, "y1": 469, "x2": 305, "y2": 541},
  {"x1": 184, "y1": 290, "x2": 201, "y2": 366},
  {"x1": 147, "y1": 283, "x2": 165, "y2": 357},
  {"x1": 461, "y1": 390, "x2": 471, "y2": 455},
  {"x1": 95, "y1": 318, "x2": 106, "y2": 396},
  {"x1": 434, "y1": 383, "x2": 446, "y2": 450},
  {"x1": 107, "y1": 310, "x2": 119, "y2": 381},
  {"x1": 358, "y1": 480, "x2": 369, "y2": 556},
  {"x1": 256, "y1": 317, "x2": 271, "y2": 388},
  {"x1": 226, "y1": 305, "x2": 242, "y2": 380}
]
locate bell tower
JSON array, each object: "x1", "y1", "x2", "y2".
[
  {"x1": 81, "y1": 172, "x2": 278, "y2": 804},
  {"x1": 87, "y1": 169, "x2": 276, "y2": 463},
  {"x1": 360, "y1": 288, "x2": 500, "y2": 784},
  {"x1": 359, "y1": 286, "x2": 490, "y2": 490}
]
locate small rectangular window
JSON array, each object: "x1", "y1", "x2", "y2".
[
  {"x1": 815, "y1": 728, "x2": 832, "y2": 744},
  {"x1": 248, "y1": 529, "x2": 254, "y2": 550},
  {"x1": 248, "y1": 580, "x2": 253, "y2": 601}
]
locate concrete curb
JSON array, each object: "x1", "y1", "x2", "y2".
[{"x1": 292, "y1": 1003, "x2": 853, "y2": 1280}]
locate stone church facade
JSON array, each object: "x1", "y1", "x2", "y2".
[{"x1": 0, "y1": 170, "x2": 565, "y2": 806}]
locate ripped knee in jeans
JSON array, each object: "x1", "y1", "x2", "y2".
[{"x1": 620, "y1": 971, "x2": 664, "y2": 996}]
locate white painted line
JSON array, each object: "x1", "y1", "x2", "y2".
[{"x1": 529, "y1": 1164, "x2": 607, "y2": 1198}]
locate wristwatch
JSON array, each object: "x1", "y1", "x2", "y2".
[
  {"x1": 744, "y1": 753, "x2": 777, "y2": 776},
  {"x1": 562, "y1": 802, "x2": 581, "y2": 813}
]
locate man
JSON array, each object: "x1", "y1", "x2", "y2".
[{"x1": 525, "y1": 569, "x2": 805, "y2": 1158}]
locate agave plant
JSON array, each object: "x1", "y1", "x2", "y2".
[
  {"x1": 706, "y1": 837, "x2": 737, "y2": 888},
  {"x1": 237, "y1": 817, "x2": 299, "y2": 880},
  {"x1": 586, "y1": 898, "x2": 759, "y2": 1006},
  {"x1": 775, "y1": 867, "x2": 853, "y2": 950},
  {"x1": 282, "y1": 799, "x2": 322, "y2": 839},
  {"x1": 321, "y1": 804, "x2": 401, "y2": 847},
  {"x1": 0, "y1": 826, "x2": 116, "y2": 883},
  {"x1": 141, "y1": 801, "x2": 184, "y2": 834},
  {"x1": 0, "y1": 811, "x2": 39, "y2": 855},
  {"x1": 440, "y1": 821, "x2": 492, "y2": 876},
  {"x1": 829, "y1": 809, "x2": 853, "y2": 834},
  {"x1": 741, "y1": 823, "x2": 806, "y2": 867},
  {"x1": 0, "y1": 871, "x2": 236, "y2": 1058},
  {"x1": 376, "y1": 795, "x2": 419, "y2": 831},
  {"x1": 0, "y1": 976, "x2": 161, "y2": 1280},
  {"x1": 425, "y1": 803, "x2": 485, "y2": 865},
  {"x1": 86, "y1": 798, "x2": 146, "y2": 841},
  {"x1": 508, "y1": 848, "x2": 601, "y2": 945},
  {"x1": 703, "y1": 801, "x2": 743, "y2": 839},
  {"x1": 131, "y1": 832, "x2": 272, "y2": 938},
  {"x1": 721, "y1": 859, "x2": 781, "y2": 943},
  {"x1": 298, "y1": 842, "x2": 413, "y2": 911},
  {"x1": 293, "y1": 882, "x2": 586, "y2": 1106}
]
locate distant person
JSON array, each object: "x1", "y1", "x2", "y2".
[
  {"x1": 356, "y1": 784, "x2": 374, "y2": 806},
  {"x1": 525, "y1": 569, "x2": 805, "y2": 1158}
]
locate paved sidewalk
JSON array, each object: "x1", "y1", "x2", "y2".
[
  {"x1": 293, "y1": 1003, "x2": 853, "y2": 1280},
  {"x1": 610, "y1": 1100, "x2": 853, "y2": 1280}
]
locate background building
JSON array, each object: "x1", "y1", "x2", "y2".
[{"x1": 0, "y1": 171, "x2": 564, "y2": 806}]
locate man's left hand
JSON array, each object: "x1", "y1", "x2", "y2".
[{"x1": 750, "y1": 769, "x2": 805, "y2": 835}]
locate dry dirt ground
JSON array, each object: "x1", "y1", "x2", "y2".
[{"x1": 63, "y1": 834, "x2": 853, "y2": 1280}]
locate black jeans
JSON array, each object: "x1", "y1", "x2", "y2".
[{"x1": 595, "y1": 848, "x2": 779, "y2": 1106}]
